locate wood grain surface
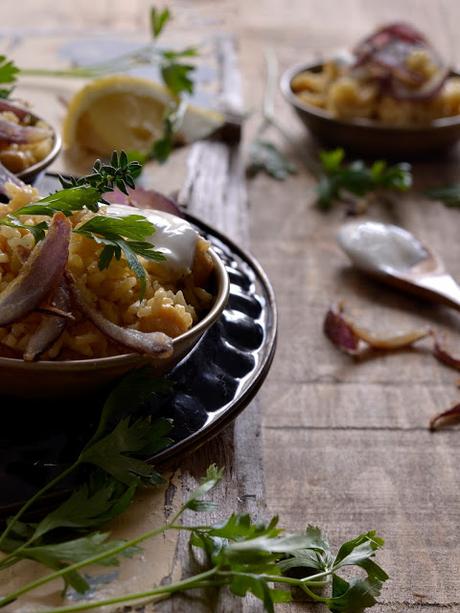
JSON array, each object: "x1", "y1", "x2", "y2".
[{"x1": 1, "y1": 0, "x2": 460, "y2": 611}]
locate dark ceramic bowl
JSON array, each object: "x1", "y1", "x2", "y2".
[{"x1": 281, "y1": 62, "x2": 460, "y2": 158}]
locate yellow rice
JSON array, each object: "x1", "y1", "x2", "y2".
[
  {"x1": 0, "y1": 183, "x2": 214, "y2": 359},
  {"x1": 0, "y1": 111, "x2": 54, "y2": 173}
]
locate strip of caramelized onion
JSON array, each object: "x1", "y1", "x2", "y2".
[
  {"x1": 325, "y1": 303, "x2": 460, "y2": 431},
  {"x1": 0, "y1": 117, "x2": 49, "y2": 144},
  {"x1": 24, "y1": 281, "x2": 71, "y2": 361},
  {"x1": 323, "y1": 302, "x2": 360, "y2": 355},
  {"x1": 0, "y1": 100, "x2": 33, "y2": 121},
  {"x1": 354, "y1": 23, "x2": 427, "y2": 65},
  {"x1": 433, "y1": 336, "x2": 460, "y2": 371},
  {"x1": 67, "y1": 273, "x2": 173, "y2": 358},
  {"x1": 354, "y1": 23, "x2": 427, "y2": 67},
  {"x1": 352, "y1": 22, "x2": 448, "y2": 101},
  {"x1": 430, "y1": 403, "x2": 460, "y2": 431},
  {"x1": 103, "y1": 187, "x2": 183, "y2": 217},
  {"x1": 390, "y1": 68, "x2": 448, "y2": 101},
  {"x1": 324, "y1": 302, "x2": 432, "y2": 354},
  {"x1": 349, "y1": 322, "x2": 432, "y2": 349},
  {"x1": 0, "y1": 213, "x2": 71, "y2": 326}
]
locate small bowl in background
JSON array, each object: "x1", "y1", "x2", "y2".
[
  {"x1": 281, "y1": 62, "x2": 460, "y2": 158},
  {"x1": 0, "y1": 248, "x2": 229, "y2": 398},
  {"x1": 16, "y1": 116, "x2": 62, "y2": 184},
  {"x1": 0, "y1": 103, "x2": 62, "y2": 186}
]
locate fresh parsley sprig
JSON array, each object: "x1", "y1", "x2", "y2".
[
  {"x1": 27, "y1": 151, "x2": 139, "y2": 216},
  {"x1": 0, "y1": 215, "x2": 47, "y2": 242},
  {"x1": 5, "y1": 152, "x2": 161, "y2": 297},
  {"x1": 129, "y1": 9, "x2": 197, "y2": 164},
  {"x1": 0, "y1": 365, "x2": 387, "y2": 612},
  {"x1": 425, "y1": 184, "x2": 460, "y2": 208},
  {"x1": 160, "y1": 48, "x2": 197, "y2": 96},
  {"x1": 19, "y1": 7, "x2": 197, "y2": 165},
  {"x1": 150, "y1": 6, "x2": 196, "y2": 96},
  {"x1": 317, "y1": 148, "x2": 412, "y2": 211},
  {"x1": 247, "y1": 140, "x2": 297, "y2": 180},
  {"x1": 0, "y1": 462, "x2": 388, "y2": 613},
  {"x1": 150, "y1": 7, "x2": 171, "y2": 38},
  {"x1": 247, "y1": 50, "x2": 299, "y2": 181},
  {"x1": 0, "y1": 55, "x2": 19, "y2": 98},
  {"x1": 149, "y1": 99, "x2": 188, "y2": 163},
  {"x1": 74, "y1": 214, "x2": 165, "y2": 299},
  {"x1": 14, "y1": 185, "x2": 103, "y2": 218},
  {"x1": 0, "y1": 369, "x2": 172, "y2": 579},
  {"x1": 15, "y1": 152, "x2": 142, "y2": 219}
]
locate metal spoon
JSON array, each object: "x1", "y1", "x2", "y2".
[{"x1": 337, "y1": 220, "x2": 460, "y2": 311}]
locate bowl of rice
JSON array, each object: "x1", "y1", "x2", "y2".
[
  {"x1": 0, "y1": 183, "x2": 229, "y2": 397},
  {"x1": 0, "y1": 100, "x2": 61, "y2": 184},
  {"x1": 281, "y1": 22, "x2": 460, "y2": 157}
]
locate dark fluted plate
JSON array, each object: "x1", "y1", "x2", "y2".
[{"x1": 0, "y1": 175, "x2": 277, "y2": 513}]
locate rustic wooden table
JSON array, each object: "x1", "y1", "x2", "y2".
[{"x1": 1, "y1": 1, "x2": 460, "y2": 611}]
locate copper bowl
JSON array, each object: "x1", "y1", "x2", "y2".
[
  {"x1": 281, "y1": 62, "x2": 460, "y2": 158},
  {"x1": 0, "y1": 249, "x2": 229, "y2": 398}
]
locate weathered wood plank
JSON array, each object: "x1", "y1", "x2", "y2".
[
  {"x1": 264, "y1": 428, "x2": 460, "y2": 609},
  {"x1": 262, "y1": 381, "x2": 460, "y2": 429},
  {"x1": 242, "y1": 2, "x2": 460, "y2": 611},
  {"x1": 156, "y1": 34, "x2": 265, "y2": 613},
  {"x1": 2, "y1": 0, "x2": 460, "y2": 611}
]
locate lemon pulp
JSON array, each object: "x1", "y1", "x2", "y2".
[{"x1": 63, "y1": 75, "x2": 225, "y2": 156}]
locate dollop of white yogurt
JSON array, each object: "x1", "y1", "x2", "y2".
[
  {"x1": 103, "y1": 203, "x2": 198, "y2": 274},
  {"x1": 337, "y1": 221, "x2": 428, "y2": 275}
]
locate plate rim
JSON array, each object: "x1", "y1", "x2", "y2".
[{"x1": 152, "y1": 212, "x2": 278, "y2": 463}]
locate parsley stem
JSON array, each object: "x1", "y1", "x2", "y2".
[
  {"x1": 36, "y1": 568, "x2": 219, "y2": 613},
  {"x1": 20, "y1": 45, "x2": 159, "y2": 80},
  {"x1": 0, "y1": 461, "x2": 79, "y2": 553},
  {"x1": 0, "y1": 502, "x2": 189, "y2": 607},
  {"x1": 257, "y1": 48, "x2": 321, "y2": 178},
  {"x1": 300, "y1": 582, "x2": 330, "y2": 604},
  {"x1": 221, "y1": 568, "x2": 332, "y2": 587},
  {"x1": 20, "y1": 67, "x2": 99, "y2": 79},
  {"x1": 0, "y1": 535, "x2": 37, "y2": 570}
]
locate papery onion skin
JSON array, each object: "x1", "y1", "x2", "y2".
[
  {"x1": 352, "y1": 22, "x2": 448, "y2": 102},
  {"x1": 324, "y1": 302, "x2": 431, "y2": 354},
  {"x1": 23, "y1": 281, "x2": 71, "y2": 362},
  {"x1": 323, "y1": 303, "x2": 360, "y2": 355},
  {"x1": 67, "y1": 273, "x2": 173, "y2": 358},
  {"x1": 390, "y1": 68, "x2": 448, "y2": 101},
  {"x1": 429, "y1": 403, "x2": 460, "y2": 431},
  {"x1": 103, "y1": 187, "x2": 183, "y2": 218},
  {"x1": 0, "y1": 100, "x2": 33, "y2": 121},
  {"x1": 432, "y1": 336, "x2": 460, "y2": 371},
  {"x1": 0, "y1": 212, "x2": 71, "y2": 326},
  {"x1": 350, "y1": 323, "x2": 431, "y2": 349},
  {"x1": 353, "y1": 23, "x2": 428, "y2": 67}
]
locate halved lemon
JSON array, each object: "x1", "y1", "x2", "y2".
[{"x1": 63, "y1": 74, "x2": 225, "y2": 155}]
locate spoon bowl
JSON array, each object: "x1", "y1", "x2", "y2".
[{"x1": 338, "y1": 220, "x2": 460, "y2": 311}]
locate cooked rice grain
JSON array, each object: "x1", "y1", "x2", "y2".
[{"x1": 0, "y1": 197, "x2": 214, "y2": 359}]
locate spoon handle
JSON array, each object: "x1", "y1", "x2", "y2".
[{"x1": 413, "y1": 273, "x2": 460, "y2": 311}]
